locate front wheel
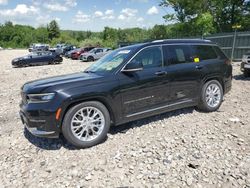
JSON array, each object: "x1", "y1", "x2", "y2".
[
  {"x1": 197, "y1": 80, "x2": 223, "y2": 112},
  {"x1": 87, "y1": 56, "x2": 94, "y2": 62},
  {"x1": 62, "y1": 101, "x2": 110, "y2": 148}
]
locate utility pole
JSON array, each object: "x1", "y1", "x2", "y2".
[{"x1": 231, "y1": 25, "x2": 241, "y2": 61}]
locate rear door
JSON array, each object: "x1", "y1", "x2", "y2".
[
  {"x1": 95, "y1": 49, "x2": 104, "y2": 59},
  {"x1": 163, "y1": 44, "x2": 204, "y2": 102}
]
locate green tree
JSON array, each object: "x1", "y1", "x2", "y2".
[
  {"x1": 150, "y1": 25, "x2": 168, "y2": 40},
  {"x1": 47, "y1": 20, "x2": 60, "y2": 41}
]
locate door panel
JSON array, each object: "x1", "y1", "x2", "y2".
[
  {"x1": 119, "y1": 46, "x2": 170, "y2": 116},
  {"x1": 163, "y1": 45, "x2": 203, "y2": 102}
]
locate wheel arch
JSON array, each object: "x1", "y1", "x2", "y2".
[
  {"x1": 60, "y1": 97, "x2": 116, "y2": 129},
  {"x1": 203, "y1": 76, "x2": 225, "y2": 94}
]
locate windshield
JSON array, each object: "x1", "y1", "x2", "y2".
[
  {"x1": 88, "y1": 48, "x2": 96, "y2": 53},
  {"x1": 85, "y1": 49, "x2": 132, "y2": 73}
]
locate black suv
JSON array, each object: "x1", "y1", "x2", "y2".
[{"x1": 19, "y1": 39, "x2": 232, "y2": 148}]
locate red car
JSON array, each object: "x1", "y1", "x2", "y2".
[{"x1": 71, "y1": 47, "x2": 95, "y2": 60}]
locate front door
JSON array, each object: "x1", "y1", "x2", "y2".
[{"x1": 118, "y1": 46, "x2": 170, "y2": 117}]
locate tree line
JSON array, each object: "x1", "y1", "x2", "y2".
[{"x1": 0, "y1": 0, "x2": 249, "y2": 49}]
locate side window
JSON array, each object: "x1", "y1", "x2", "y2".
[
  {"x1": 132, "y1": 46, "x2": 163, "y2": 69},
  {"x1": 165, "y1": 45, "x2": 193, "y2": 65},
  {"x1": 213, "y1": 46, "x2": 227, "y2": 59},
  {"x1": 96, "y1": 49, "x2": 103, "y2": 53},
  {"x1": 193, "y1": 45, "x2": 218, "y2": 60}
]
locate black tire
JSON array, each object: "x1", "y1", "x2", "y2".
[
  {"x1": 87, "y1": 56, "x2": 94, "y2": 62},
  {"x1": 197, "y1": 80, "x2": 223, "y2": 112},
  {"x1": 20, "y1": 60, "x2": 28, "y2": 67},
  {"x1": 243, "y1": 70, "x2": 250, "y2": 77},
  {"x1": 62, "y1": 101, "x2": 110, "y2": 148}
]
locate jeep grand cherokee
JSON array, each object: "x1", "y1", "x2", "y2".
[{"x1": 19, "y1": 39, "x2": 232, "y2": 148}]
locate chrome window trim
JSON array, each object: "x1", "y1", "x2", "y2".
[{"x1": 117, "y1": 43, "x2": 218, "y2": 74}]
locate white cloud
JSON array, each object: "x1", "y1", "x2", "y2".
[
  {"x1": 65, "y1": 0, "x2": 77, "y2": 7},
  {"x1": 44, "y1": 3, "x2": 68, "y2": 12},
  {"x1": 118, "y1": 8, "x2": 138, "y2": 21},
  {"x1": 121, "y1": 8, "x2": 138, "y2": 17},
  {"x1": 94, "y1": 11, "x2": 103, "y2": 18},
  {"x1": 0, "y1": 0, "x2": 8, "y2": 5},
  {"x1": 137, "y1": 17, "x2": 144, "y2": 22},
  {"x1": 102, "y1": 9, "x2": 115, "y2": 20},
  {"x1": 105, "y1": 9, "x2": 114, "y2": 15},
  {"x1": 73, "y1": 11, "x2": 91, "y2": 23},
  {"x1": 44, "y1": 0, "x2": 77, "y2": 12},
  {"x1": 147, "y1": 6, "x2": 159, "y2": 15},
  {"x1": 118, "y1": 14, "x2": 126, "y2": 20},
  {"x1": 0, "y1": 4, "x2": 39, "y2": 17}
]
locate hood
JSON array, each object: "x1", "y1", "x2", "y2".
[
  {"x1": 12, "y1": 55, "x2": 31, "y2": 61},
  {"x1": 22, "y1": 72, "x2": 103, "y2": 93}
]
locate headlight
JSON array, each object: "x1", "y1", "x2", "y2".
[{"x1": 27, "y1": 93, "x2": 55, "y2": 103}]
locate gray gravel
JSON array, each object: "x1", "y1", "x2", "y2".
[{"x1": 0, "y1": 50, "x2": 249, "y2": 187}]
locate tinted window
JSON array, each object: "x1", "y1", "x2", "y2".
[
  {"x1": 213, "y1": 46, "x2": 227, "y2": 59},
  {"x1": 165, "y1": 45, "x2": 193, "y2": 65},
  {"x1": 96, "y1": 49, "x2": 103, "y2": 53},
  {"x1": 132, "y1": 46, "x2": 163, "y2": 69},
  {"x1": 193, "y1": 45, "x2": 218, "y2": 60}
]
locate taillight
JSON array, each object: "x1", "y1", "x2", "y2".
[{"x1": 225, "y1": 59, "x2": 231, "y2": 65}]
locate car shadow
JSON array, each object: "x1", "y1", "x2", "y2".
[
  {"x1": 109, "y1": 107, "x2": 194, "y2": 135},
  {"x1": 23, "y1": 128, "x2": 77, "y2": 150},
  {"x1": 24, "y1": 107, "x2": 195, "y2": 150},
  {"x1": 233, "y1": 74, "x2": 250, "y2": 81}
]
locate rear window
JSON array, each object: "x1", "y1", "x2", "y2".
[
  {"x1": 193, "y1": 45, "x2": 218, "y2": 60},
  {"x1": 213, "y1": 46, "x2": 227, "y2": 59}
]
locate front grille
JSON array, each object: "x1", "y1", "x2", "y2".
[{"x1": 21, "y1": 92, "x2": 28, "y2": 104}]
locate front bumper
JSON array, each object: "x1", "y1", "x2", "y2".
[{"x1": 19, "y1": 103, "x2": 60, "y2": 138}]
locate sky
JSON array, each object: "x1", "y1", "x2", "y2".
[{"x1": 0, "y1": 0, "x2": 173, "y2": 31}]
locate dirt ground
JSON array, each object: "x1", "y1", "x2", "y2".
[{"x1": 0, "y1": 49, "x2": 249, "y2": 187}]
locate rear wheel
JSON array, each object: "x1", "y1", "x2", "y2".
[
  {"x1": 197, "y1": 80, "x2": 223, "y2": 112},
  {"x1": 62, "y1": 101, "x2": 110, "y2": 148}
]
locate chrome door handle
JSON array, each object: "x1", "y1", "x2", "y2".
[
  {"x1": 155, "y1": 71, "x2": 167, "y2": 76},
  {"x1": 195, "y1": 65, "x2": 203, "y2": 70}
]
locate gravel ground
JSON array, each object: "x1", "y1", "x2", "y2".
[{"x1": 0, "y1": 49, "x2": 249, "y2": 188}]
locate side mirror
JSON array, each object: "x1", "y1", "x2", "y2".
[{"x1": 122, "y1": 61, "x2": 143, "y2": 72}]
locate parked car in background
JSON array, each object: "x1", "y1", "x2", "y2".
[
  {"x1": 19, "y1": 39, "x2": 232, "y2": 148},
  {"x1": 71, "y1": 47, "x2": 95, "y2": 60},
  {"x1": 62, "y1": 45, "x2": 76, "y2": 55},
  {"x1": 80, "y1": 48, "x2": 112, "y2": 62},
  {"x1": 241, "y1": 52, "x2": 250, "y2": 77},
  {"x1": 50, "y1": 44, "x2": 66, "y2": 55},
  {"x1": 12, "y1": 51, "x2": 63, "y2": 67},
  {"x1": 29, "y1": 43, "x2": 49, "y2": 52},
  {"x1": 65, "y1": 48, "x2": 79, "y2": 58}
]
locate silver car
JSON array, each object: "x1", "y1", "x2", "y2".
[
  {"x1": 241, "y1": 52, "x2": 250, "y2": 77},
  {"x1": 80, "y1": 48, "x2": 112, "y2": 62}
]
